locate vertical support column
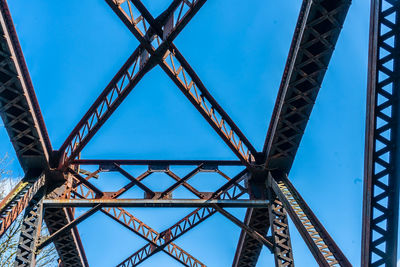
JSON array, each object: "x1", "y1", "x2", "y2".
[
  {"x1": 268, "y1": 195, "x2": 294, "y2": 267},
  {"x1": 362, "y1": 0, "x2": 400, "y2": 266},
  {"x1": 14, "y1": 187, "x2": 45, "y2": 267}
]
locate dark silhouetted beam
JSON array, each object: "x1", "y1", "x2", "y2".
[
  {"x1": 362, "y1": 0, "x2": 400, "y2": 266},
  {"x1": 234, "y1": 1, "x2": 351, "y2": 266},
  {"x1": 263, "y1": 0, "x2": 351, "y2": 171},
  {"x1": 14, "y1": 187, "x2": 45, "y2": 267},
  {"x1": 268, "y1": 196, "x2": 294, "y2": 267},
  {"x1": 43, "y1": 208, "x2": 89, "y2": 267},
  {"x1": 0, "y1": 0, "x2": 51, "y2": 172}
]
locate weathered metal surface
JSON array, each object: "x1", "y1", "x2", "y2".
[
  {"x1": 0, "y1": 173, "x2": 45, "y2": 239},
  {"x1": 268, "y1": 196, "x2": 294, "y2": 267},
  {"x1": 14, "y1": 187, "x2": 45, "y2": 267},
  {"x1": 270, "y1": 175, "x2": 351, "y2": 267},
  {"x1": 0, "y1": 0, "x2": 364, "y2": 265},
  {"x1": 234, "y1": 1, "x2": 351, "y2": 265},
  {"x1": 107, "y1": 0, "x2": 257, "y2": 166},
  {"x1": 73, "y1": 159, "x2": 243, "y2": 166},
  {"x1": 362, "y1": 0, "x2": 400, "y2": 266},
  {"x1": 43, "y1": 199, "x2": 269, "y2": 208},
  {"x1": 43, "y1": 208, "x2": 88, "y2": 267},
  {"x1": 0, "y1": 0, "x2": 51, "y2": 172},
  {"x1": 118, "y1": 170, "x2": 249, "y2": 266}
]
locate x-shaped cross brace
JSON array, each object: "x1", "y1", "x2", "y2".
[
  {"x1": 41, "y1": 165, "x2": 271, "y2": 266},
  {"x1": 59, "y1": 0, "x2": 258, "y2": 170},
  {"x1": 55, "y1": 0, "x2": 271, "y2": 265}
]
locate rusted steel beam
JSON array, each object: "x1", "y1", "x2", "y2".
[
  {"x1": 270, "y1": 174, "x2": 351, "y2": 267},
  {"x1": 0, "y1": 1, "x2": 88, "y2": 264},
  {"x1": 107, "y1": 0, "x2": 258, "y2": 167},
  {"x1": 0, "y1": 172, "x2": 45, "y2": 239},
  {"x1": 67, "y1": 168, "x2": 104, "y2": 197},
  {"x1": 14, "y1": 187, "x2": 45, "y2": 267},
  {"x1": 262, "y1": 0, "x2": 351, "y2": 172},
  {"x1": 102, "y1": 207, "x2": 206, "y2": 267},
  {"x1": 72, "y1": 159, "x2": 243, "y2": 166},
  {"x1": 160, "y1": 165, "x2": 203, "y2": 198},
  {"x1": 59, "y1": 0, "x2": 207, "y2": 168},
  {"x1": 43, "y1": 199, "x2": 269, "y2": 208},
  {"x1": 113, "y1": 163, "x2": 155, "y2": 197},
  {"x1": 117, "y1": 170, "x2": 249, "y2": 266},
  {"x1": 235, "y1": 1, "x2": 351, "y2": 265},
  {"x1": 65, "y1": 170, "x2": 205, "y2": 266},
  {"x1": 38, "y1": 205, "x2": 102, "y2": 251},
  {"x1": 212, "y1": 204, "x2": 273, "y2": 249},
  {"x1": 165, "y1": 170, "x2": 205, "y2": 199},
  {"x1": 58, "y1": 45, "x2": 154, "y2": 168},
  {"x1": 362, "y1": 0, "x2": 400, "y2": 265},
  {"x1": 43, "y1": 207, "x2": 89, "y2": 267},
  {"x1": 0, "y1": 0, "x2": 51, "y2": 172},
  {"x1": 268, "y1": 196, "x2": 294, "y2": 267}
]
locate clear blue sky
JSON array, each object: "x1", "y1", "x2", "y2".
[{"x1": 0, "y1": 1, "x2": 371, "y2": 266}]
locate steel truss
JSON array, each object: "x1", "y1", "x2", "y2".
[
  {"x1": 14, "y1": 185, "x2": 45, "y2": 267},
  {"x1": 362, "y1": 0, "x2": 400, "y2": 266},
  {"x1": 0, "y1": 0, "x2": 389, "y2": 266}
]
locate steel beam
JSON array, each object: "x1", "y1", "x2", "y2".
[
  {"x1": 270, "y1": 174, "x2": 350, "y2": 266},
  {"x1": 234, "y1": 1, "x2": 351, "y2": 265},
  {"x1": 212, "y1": 204, "x2": 273, "y2": 250},
  {"x1": 43, "y1": 199, "x2": 269, "y2": 208},
  {"x1": 14, "y1": 187, "x2": 45, "y2": 267},
  {"x1": 0, "y1": 0, "x2": 51, "y2": 172},
  {"x1": 58, "y1": 45, "x2": 154, "y2": 168},
  {"x1": 362, "y1": 0, "x2": 400, "y2": 266},
  {"x1": 72, "y1": 159, "x2": 243, "y2": 166},
  {"x1": 268, "y1": 196, "x2": 294, "y2": 267},
  {"x1": 38, "y1": 205, "x2": 101, "y2": 251},
  {"x1": 63, "y1": 168, "x2": 205, "y2": 266},
  {"x1": 102, "y1": 207, "x2": 205, "y2": 267},
  {"x1": 0, "y1": 172, "x2": 45, "y2": 239},
  {"x1": 43, "y1": 208, "x2": 89, "y2": 267},
  {"x1": 107, "y1": 0, "x2": 258, "y2": 166},
  {"x1": 262, "y1": 0, "x2": 351, "y2": 171},
  {"x1": 118, "y1": 170, "x2": 249, "y2": 266}
]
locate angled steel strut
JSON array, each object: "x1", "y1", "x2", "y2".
[
  {"x1": 234, "y1": 0, "x2": 351, "y2": 266},
  {"x1": 0, "y1": 0, "x2": 367, "y2": 266},
  {"x1": 362, "y1": 0, "x2": 400, "y2": 266}
]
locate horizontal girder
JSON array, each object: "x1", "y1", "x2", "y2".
[{"x1": 43, "y1": 199, "x2": 269, "y2": 208}]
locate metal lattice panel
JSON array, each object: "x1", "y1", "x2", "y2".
[
  {"x1": 268, "y1": 197, "x2": 294, "y2": 267},
  {"x1": 43, "y1": 208, "x2": 88, "y2": 267},
  {"x1": 232, "y1": 208, "x2": 270, "y2": 267},
  {"x1": 14, "y1": 187, "x2": 45, "y2": 267},
  {"x1": 234, "y1": 1, "x2": 351, "y2": 265},
  {"x1": 271, "y1": 175, "x2": 350, "y2": 266},
  {"x1": 362, "y1": 0, "x2": 400, "y2": 266},
  {"x1": 0, "y1": 0, "x2": 382, "y2": 265},
  {"x1": 263, "y1": 0, "x2": 351, "y2": 172},
  {"x1": 0, "y1": 173, "x2": 45, "y2": 238},
  {"x1": 0, "y1": 0, "x2": 50, "y2": 171}
]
